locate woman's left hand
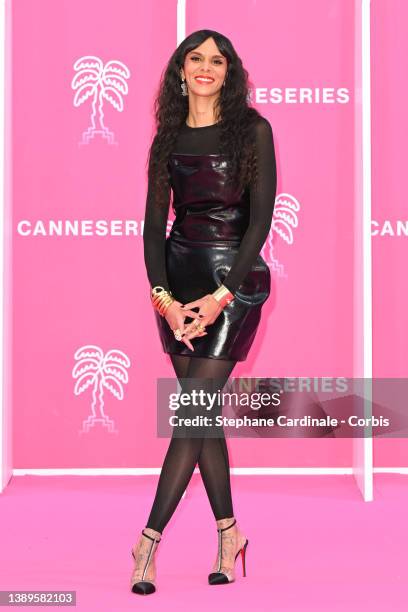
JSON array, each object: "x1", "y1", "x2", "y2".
[{"x1": 180, "y1": 294, "x2": 223, "y2": 341}]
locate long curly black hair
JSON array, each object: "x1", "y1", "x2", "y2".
[{"x1": 147, "y1": 29, "x2": 262, "y2": 209}]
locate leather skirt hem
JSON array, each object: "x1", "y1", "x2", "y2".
[{"x1": 163, "y1": 350, "x2": 247, "y2": 362}]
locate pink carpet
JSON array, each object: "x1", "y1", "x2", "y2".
[{"x1": 0, "y1": 473, "x2": 406, "y2": 610}]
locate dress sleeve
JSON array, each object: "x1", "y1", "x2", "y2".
[
  {"x1": 222, "y1": 116, "x2": 277, "y2": 295},
  {"x1": 143, "y1": 138, "x2": 172, "y2": 293}
]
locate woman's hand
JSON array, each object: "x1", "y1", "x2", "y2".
[
  {"x1": 180, "y1": 294, "x2": 223, "y2": 343},
  {"x1": 164, "y1": 300, "x2": 208, "y2": 352}
]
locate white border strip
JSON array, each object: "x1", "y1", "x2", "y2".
[
  {"x1": 11, "y1": 467, "x2": 408, "y2": 476},
  {"x1": 0, "y1": 0, "x2": 8, "y2": 493},
  {"x1": 176, "y1": 0, "x2": 186, "y2": 47},
  {"x1": 361, "y1": 0, "x2": 373, "y2": 501},
  {"x1": 13, "y1": 468, "x2": 355, "y2": 476}
]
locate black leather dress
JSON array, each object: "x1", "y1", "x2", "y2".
[{"x1": 144, "y1": 117, "x2": 277, "y2": 362}]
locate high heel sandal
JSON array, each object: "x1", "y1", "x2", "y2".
[
  {"x1": 208, "y1": 518, "x2": 249, "y2": 585},
  {"x1": 130, "y1": 529, "x2": 161, "y2": 595}
]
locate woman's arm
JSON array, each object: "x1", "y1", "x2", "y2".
[
  {"x1": 143, "y1": 137, "x2": 172, "y2": 293},
  {"x1": 222, "y1": 116, "x2": 277, "y2": 294}
]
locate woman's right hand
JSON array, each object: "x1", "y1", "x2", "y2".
[{"x1": 164, "y1": 301, "x2": 207, "y2": 352}]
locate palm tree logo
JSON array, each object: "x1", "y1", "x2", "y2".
[
  {"x1": 73, "y1": 344, "x2": 131, "y2": 434},
  {"x1": 71, "y1": 55, "x2": 131, "y2": 146},
  {"x1": 260, "y1": 192, "x2": 300, "y2": 278}
]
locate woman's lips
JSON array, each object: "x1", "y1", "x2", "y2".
[{"x1": 194, "y1": 76, "x2": 215, "y2": 84}]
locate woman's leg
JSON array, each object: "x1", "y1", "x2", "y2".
[
  {"x1": 144, "y1": 355, "x2": 236, "y2": 534},
  {"x1": 198, "y1": 436, "x2": 234, "y2": 519},
  {"x1": 185, "y1": 358, "x2": 247, "y2": 582},
  {"x1": 145, "y1": 354, "x2": 195, "y2": 533},
  {"x1": 192, "y1": 358, "x2": 237, "y2": 521}
]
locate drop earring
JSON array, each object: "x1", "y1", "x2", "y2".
[{"x1": 180, "y1": 77, "x2": 188, "y2": 96}]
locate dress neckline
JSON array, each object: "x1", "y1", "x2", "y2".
[
  {"x1": 184, "y1": 120, "x2": 220, "y2": 130},
  {"x1": 171, "y1": 152, "x2": 224, "y2": 156}
]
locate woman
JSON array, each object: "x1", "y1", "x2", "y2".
[{"x1": 131, "y1": 29, "x2": 277, "y2": 595}]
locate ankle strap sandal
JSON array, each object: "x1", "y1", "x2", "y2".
[
  {"x1": 130, "y1": 530, "x2": 161, "y2": 595},
  {"x1": 208, "y1": 518, "x2": 249, "y2": 585}
]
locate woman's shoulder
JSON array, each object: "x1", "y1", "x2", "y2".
[
  {"x1": 243, "y1": 113, "x2": 274, "y2": 153},
  {"x1": 252, "y1": 114, "x2": 273, "y2": 138}
]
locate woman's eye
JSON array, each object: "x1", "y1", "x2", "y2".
[{"x1": 190, "y1": 56, "x2": 224, "y2": 65}]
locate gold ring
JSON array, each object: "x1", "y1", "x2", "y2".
[
  {"x1": 193, "y1": 320, "x2": 206, "y2": 333},
  {"x1": 173, "y1": 328, "x2": 182, "y2": 341}
]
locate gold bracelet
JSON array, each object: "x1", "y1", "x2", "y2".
[
  {"x1": 151, "y1": 285, "x2": 175, "y2": 316},
  {"x1": 212, "y1": 284, "x2": 234, "y2": 308}
]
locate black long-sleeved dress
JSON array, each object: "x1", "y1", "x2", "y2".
[{"x1": 143, "y1": 115, "x2": 277, "y2": 361}]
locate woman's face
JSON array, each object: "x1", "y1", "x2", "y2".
[{"x1": 180, "y1": 37, "x2": 228, "y2": 98}]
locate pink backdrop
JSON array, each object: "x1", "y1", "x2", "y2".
[
  {"x1": 372, "y1": 0, "x2": 408, "y2": 466},
  {"x1": 11, "y1": 0, "x2": 403, "y2": 468}
]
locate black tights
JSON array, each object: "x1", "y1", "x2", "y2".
[{"x1": 145, "y1": 354, "x2": 237, "y2": 534}]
